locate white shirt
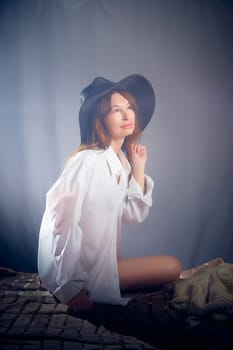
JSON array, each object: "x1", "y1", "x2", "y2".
[{"x1": 38, "y1": 147, "x2": 154, "y2": 305}]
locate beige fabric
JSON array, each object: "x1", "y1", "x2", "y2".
[{"x1": 171, "y1": 263, "x2": 233, "y2": 318}]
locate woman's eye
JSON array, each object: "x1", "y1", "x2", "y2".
[
  {"x1": 111, "y1": 107, "x2": 120, "y2": 113},
  {"x1": 128, "y1": 104, "x2": 133, "y2": 110}
]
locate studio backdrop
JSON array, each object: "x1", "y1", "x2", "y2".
[{"x1": 0, "y1": 0, "x2": 232, "y2": 271}]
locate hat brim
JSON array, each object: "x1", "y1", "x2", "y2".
[{"x1": 79, "y1": 74, "x2": 155, "y2": 144}]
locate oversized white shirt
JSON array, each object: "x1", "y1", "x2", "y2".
[{"x1": 38, "y1": 147, "x2": 154, "y2": 305}]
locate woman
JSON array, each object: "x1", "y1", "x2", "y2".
[{"x1": 38, "y1": 75, "x2": 182, "y2": 312}]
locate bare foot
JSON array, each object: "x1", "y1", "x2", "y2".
[{"x1": 180, "y1": 257, "x2": 224, "y2": 279}]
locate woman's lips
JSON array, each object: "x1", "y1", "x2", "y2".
[{"x1": 121, "y1": 123, "x2": 133, "y2": 129}]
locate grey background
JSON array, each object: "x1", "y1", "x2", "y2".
[{"x1": 0, "y1": 0, "x2": 232, "y2": 271}]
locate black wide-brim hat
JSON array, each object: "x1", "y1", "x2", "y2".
[{"x1": 79, "y1": 74, "x2": 156, "y2": 144}]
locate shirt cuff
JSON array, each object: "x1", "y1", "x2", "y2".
[
  {"x1": 53, "y1": 279, "x2": 85, "y2": 304},
  {"x1": 128, "y1": 175, "x2": 154, "y2": 206}
]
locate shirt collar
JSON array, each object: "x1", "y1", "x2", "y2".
[{"x1": 104, "y1": 146, "x2": 131, "y2": 177}]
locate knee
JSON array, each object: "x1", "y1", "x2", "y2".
[{"x1": 167, "y1": 256, "x2": 182, "y2": 280}]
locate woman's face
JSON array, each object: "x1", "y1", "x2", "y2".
[{"x1": 103, "y1": 92, "x2": 135, "y2": 142}]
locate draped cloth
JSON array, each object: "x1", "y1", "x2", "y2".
[{"x1": 171, "y1": 263, "x2": 233, "y2": 327}]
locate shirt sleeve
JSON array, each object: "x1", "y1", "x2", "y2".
[
  {"x1": 122, "y1": 174, "x2": 154, "y2": 224},
  {"x1": 38, "y1": 155, "x2": 93, "y2": 304}
]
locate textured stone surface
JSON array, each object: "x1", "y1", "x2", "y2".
[
  {"x1": 0, "y1": 268, "x2": 157, "y2": 349},
  {"x1": 0, "y1": 267, "x2": 233, "y2": 349}
]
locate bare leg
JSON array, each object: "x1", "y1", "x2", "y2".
[{"x1": 118, "y1": 255, "x2": 182, "y2": 291}]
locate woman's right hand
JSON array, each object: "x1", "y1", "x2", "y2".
[{"x1": 68, "y1": 289, "x2": 93, "y2": 312}]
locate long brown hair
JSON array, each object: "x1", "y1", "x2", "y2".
[{"x1": 70, "y1": 90, "x2": 142, "y2": 162}]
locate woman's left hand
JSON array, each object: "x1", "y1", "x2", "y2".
[
  {"x1": 68, "y1": 289, "x2": 93, "y2": 313},
  {"x1": 130, "y1": 144, "x2": 147, "y2": 193},
  {"x1": 130, "y1": 144, "x2": 147, "y2": 171}
]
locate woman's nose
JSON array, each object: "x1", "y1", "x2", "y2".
[{"x1": 122, "y1": 109, "x2": 129, "y2": 119}]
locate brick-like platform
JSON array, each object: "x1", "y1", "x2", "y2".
[
  {"x1": 0, "y1": 267, "x2": 233, "y2": 349},
  {"x1": 0, "y1": 268, "x2": 158, "y2": 349}
]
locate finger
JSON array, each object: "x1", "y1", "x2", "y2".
[
  {"x1": 142, "y1": 145, "x2": 147, "y2": 155},
  {"x1": 131, "y1": 143, "x2": 136, "y2": 153},
  {"x1": 135, "y1": 144, "x2": 139, "y2": 153},
  {"x1": 140, "y1": 145, "x2": 144, "y2": 153},
  {"x1": 138, "y1": 145, "x2": 144, "y2": 156}
]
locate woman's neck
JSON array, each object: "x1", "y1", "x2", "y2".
[{"x1": 110, "y1": 139, "x2": 124, "y2": 155}]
